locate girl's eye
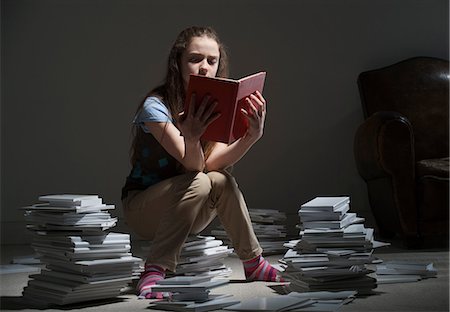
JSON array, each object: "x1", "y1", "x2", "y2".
[
  {"x1": 208, "y1": 58, "x2": 218, "y2": 65},
  {"x1": 189, "y1": 57, "x2": 202, "y2": 63}
]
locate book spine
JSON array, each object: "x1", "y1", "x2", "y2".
[{"x1": 227, "y1": 85, "x2": 241, "y2": 143}]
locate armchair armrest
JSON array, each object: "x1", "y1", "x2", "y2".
[
  {"x1": 354, "y1": 111, "x2": 418, "y2": 237},
  {"x1": 354, "y1": 111, "x2": 415, "y2": 179}
]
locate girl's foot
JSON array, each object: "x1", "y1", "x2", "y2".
[
  {"x1": 243, "y1": 255, "x2": 284, "y2": 282},
  {"x1": 136, "y1": 264, "x2": 168, "y2": 299}
]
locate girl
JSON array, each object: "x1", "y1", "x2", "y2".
[{"x1": 121, "y1": 26, "x2": 282, "y2": 299}]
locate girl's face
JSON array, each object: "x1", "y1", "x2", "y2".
[{"x1": 181, "y1": 35, "x2": 220, "y2": 91}]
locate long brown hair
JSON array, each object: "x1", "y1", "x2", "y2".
[{"x1": 130, "y1": 26, "x2": 229, "y2": 164}]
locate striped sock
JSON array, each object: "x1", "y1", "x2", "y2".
[
  {"x1": 136, "y1": 264, "x2": 167, "y2": 299},
  {"x1": 243, "y1": 255, "x2": 284, "y2": 282}
]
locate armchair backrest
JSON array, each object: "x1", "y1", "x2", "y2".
[{"x1": 358, "y1": 57, "x2": 449, "y2": 161}]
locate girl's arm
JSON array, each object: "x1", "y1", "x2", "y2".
[
  {"x1": 144, "y1": 121, "x2": 205, "y2": 171},
  {"x1": 205, "y1": 91, "x2": 266, "y2": 171},
  {"x1": 145, "y1": 94, "x2": 219, "y2": 172}
]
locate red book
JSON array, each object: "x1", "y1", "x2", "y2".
[{"x1": 184, "y1": 71, "x2": 266, "y2": 144}]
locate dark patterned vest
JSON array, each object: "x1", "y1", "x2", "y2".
[{"x1": 121, "y1": 127, "x2": 183, "y2": 199}]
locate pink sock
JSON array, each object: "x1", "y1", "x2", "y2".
[
  {"x1": 243, "y1": 255, "x2": 284, "y2": 282},
  {"x1": 136, "y1": 264, "x2": 167, "y2": 299}
]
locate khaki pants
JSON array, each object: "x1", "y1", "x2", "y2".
[{"x1": 122, "y1": 170, "x2": 262, "y2": 272}]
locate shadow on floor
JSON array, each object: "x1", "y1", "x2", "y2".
[{"x1": 0, "y1": 296, "x2": 128, "y2": 310}]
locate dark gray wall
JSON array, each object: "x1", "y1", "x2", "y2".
[{"x1": 1, "y1": 0, "x2": 449, "y2": 244}]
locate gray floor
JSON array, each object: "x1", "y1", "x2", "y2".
[{"x1": 0, "y1": 241, "x2": 448, "y2": 312}]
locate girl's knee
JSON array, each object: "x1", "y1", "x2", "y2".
[
  {"x1": 207, "y1": 170, "x2": 237, "y2": 191},
  {"x1": 190, "y1": 172, "x2": 212, "y2": 198}
]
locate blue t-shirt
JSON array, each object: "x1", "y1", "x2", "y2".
[
  {"x1": 121, "y1": 96, "x2": 182, "y2": 199},
  {"x1": 133, "y1": 97, "x2": 173, "y2": 131}
]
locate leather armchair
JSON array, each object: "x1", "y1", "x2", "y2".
[{"x1": 354, "y1": 57, "x2": 449, "y2": 247}]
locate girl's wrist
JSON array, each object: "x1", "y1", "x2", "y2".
[{"x1": 243, "y1": 132, "x2": 261, "y2": 145}]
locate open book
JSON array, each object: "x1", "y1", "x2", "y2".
[{"x1": 184, "y1": 71, "x2": 266, "y2": 144}]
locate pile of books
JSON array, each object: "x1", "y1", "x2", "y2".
[
  {"x1": 224, "y1": 290, "x2": 357, "y2": 312},
  {"x1": 21, "y1": 194, "x2": 142, "y2": 306},
  {"x1": 141, "y1": 235, "x2": 234, "y2": 278},
  {"x1": 375, "y1": 261, "x2": 438, "y2": 284},
  {"x1": 175, "y1": 236, "x2": 234, "y2": 277},
  {"x1": 210, "y1": 208, "x2": 288, "y2": 255},
  {"x1": 148, "y1": 276, "x2": 239, "y2": 312},
  {"x1": 279, "y1": 196, "x2": 388, "y2": 295}
]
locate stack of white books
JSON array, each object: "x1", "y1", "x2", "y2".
[
  {"x1": 375, "y1": 261, "x2": 438, "y2": 284},
  {"x1": 148, "y1": 276, "x2": 239, "y2": 312},
  {"x1": 298, "y1": 197, "x2": 364, "y2": 231},
  {"x1": 21, "y1": 194, "x2": 142, "y2": 306},
  {"x1": 280, "y1": 196, "x2": 388, "y2": 295},
  {"x1": 249, "y1": 209, "x2": 288, "y2": 255},
  {"x1": 175, "y1": 236, "x2": 234, "y2": 277},
  {"x1": 141, "y1": 235, "x2": 234, "y2": 278},
  {"x1": 210, "y1": 208, "x2": 288, "y2": 255}
]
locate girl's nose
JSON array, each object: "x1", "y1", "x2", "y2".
[{"x1": 198, "y1": 60, "x2": 208, "y2": 76}]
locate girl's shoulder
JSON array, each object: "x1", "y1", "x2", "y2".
[
  {"x1": 144, "y1": 94, "x2": 165, "y2": 105},
  {"x1": 142, "y1": 95, "x2": 168, "y2": 111},
  {"x1": 136, "y1": 94, "x2": 172, "y2": 124}
]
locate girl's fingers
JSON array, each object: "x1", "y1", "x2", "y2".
[
  {"x1": 188, "y1": 93, "x2": 197, "y2": 118},
  {"x1": 194, "y1": 94, "x2": 210, "y2": 118},
  {"x1": 253, "y1": 91, "x2": 266, "y2": 114},
  {"x1": 205, "y1": 112, "x2": 221, "y2": 126},
  {"x1": 246, "y1": 98, "x2": 260, "y2": 118},
  {"x1": 202, "y1": 100, "x2": 218, "y2": 121},
  {"x1": 254, "y1": 90, "x2": 266, "y2": 104},
  {"x1": 250, "y1": 94, "x2": 264, "y2": 111}
]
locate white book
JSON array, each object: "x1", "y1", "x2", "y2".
[
  {"x1": 167, "y1": 262, "x2": 227, "y2": 275},
  {"x1": 39, "y1": 269, "x2": 134, "y2": 283},
  {"x1": 375, "y1": 274, "x2": 422, "y2": 284},
  {"x1": 183, "y1": 240, "x2": 223, "y2": 252},
  {"x1": 42, "y1": 219, "x2": 117, "y2": 229},
  {"x1": 287, "y1": 290, "x2": 357, "y2": 300},
  {"x1": 376, "y1": 263, "x2": 437, "y2": 277},
  {"x1": 171, "y1": 291, "x2": 210, "y2": 302},
  {"x1": 27, "y1": 278, "x2": 128, "y2": 293},
  {"x1": 157, "y1": 275, "x2": 212, "y2": 285},
  {"x1": 372, "y1": 240, "x2": 391, "y2": 248},
  {"x1": 48, "y1": 198, "x2": 103, "y2": 208},
  {"x1": 224, "y1": 296, "x2": 313, "y2": 312},
  {"x1": 39, "y1": 194, "x2": 103, "y2": 207},
  {"x1": 30, "y1": 272, "x2": 133, "y2": 287},
  {"x1": 35, "y1": 232, "x2": 129, "y2": 244},
  {"x1": 22, "y1": 203, "x2": 114, "y2": 213},
  {"x1": 33, "y1": 240, "x2": 130, "y2": 249},
  {"x1": 299, "y1": 204, "x2": 350, "y2": 221},
  {"x1": 302, "y1": 213, "x2": 363, "y2": 229},
  {"x1": 181, "y1": 247, "x2": 232, "y2": 262},
  {"x1": 183, "y1": 236, "x2": 215, "y2": 247},
  {"x1": 187, "y1": 266, "x2": 232, "y2": 278},
  {"x1": 39, "y1": 194, "x2": 99, "y2": 202},
  {"x1": 184, "y1": 297, "x2": 241, "y2": 312},
  {"x1": 11, "y1": 254, "x2": 41, "y2": 265},
  {"x1": 150, "y1": 296, "x2": 239, "y2": 312},
  {"x1": 383, "y1": 261, "x2": 436, "y2": 270},
  {"x1": 26, "y1": 214, "x2": 116, "y2": 226},
  {"x1": 40, "y1": 255, "x2": 141, "y2": 274},
  {"x1": 22, "y1": 286, "x2": 122, "y2": 306},
  {"x1": 301, "y1": 197, "x2": 350, "y2": 211},
  {"x1": 150, "y1": 279, "x2": 229, "y2": 292},
  {"x1": 0, "y1": 264, "x2": 41, "y2": 274}
]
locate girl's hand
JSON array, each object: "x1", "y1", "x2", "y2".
[
  {"x1": 178, "y1": 93, "x2": 220, "y2": 142},
  {"x1": 241, "y1": 90, "x2": 266, "y2": 142}
]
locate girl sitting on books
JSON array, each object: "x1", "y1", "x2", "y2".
[{"x1": 121, "y1": 26, "x2": 282, "y2": 299}]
